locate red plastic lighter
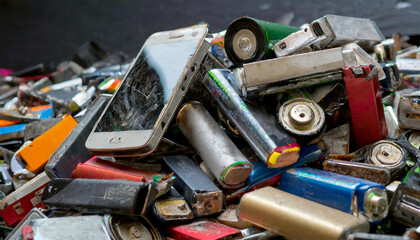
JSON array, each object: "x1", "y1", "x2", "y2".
[{"x1": 343, "y1": 65, "x2": 387, "y2": 149}]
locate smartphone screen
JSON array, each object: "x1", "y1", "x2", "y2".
[{"x1": 94, "y1": 38, "x2": 201, "y2": 132}]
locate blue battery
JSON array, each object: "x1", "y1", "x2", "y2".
[
  {"x1": 246, "y1": 144, "x2": 322, "y2": 187},
  {"x1": 279, "y1": 167, "x2": 389, "y2": 222},
  {"x1": 226, "y1": 143, "x2": 323, "y2": 205}
]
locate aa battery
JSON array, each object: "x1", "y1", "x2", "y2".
[
  {"x1": 177, "y1": 101, "x2": 253, "y2": 187},
  {"x1": 153, "y1": 187, "x2": 194, "y2": 223},
  {"x1": 202, "y1": 69, "x2": 300, "y2": 168},
  {"x1": 224, "y1": 16, "x2": 299, "y2": 67},
  {"x1": 279, "y1": 167, "x2": 388, "y2": 222},
  {"x1": 238, "y1": 187, "x2": 370, "y2": 240},
  {"x1": 278, "y1": 97, "x2": 326, "y2": 143},
  {"x1": 162, "y1": 155, "x2": 223, "y2": 217},
  {"x1": 226, "y1": 143, "x2": 323, "y2": 204},
  {"x1": 323, "y1": 159, "x2": 391, "y2": 185},
  {"x1": 41, "y1": 178, "x2": 158, "y2": 216},
  {"x1": 343, "y1": 65, "x2": 388, "y2": 149}
]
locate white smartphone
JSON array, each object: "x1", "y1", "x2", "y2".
[{"x1": 86, "y1": 25, "x2": 209, "y2": 156}]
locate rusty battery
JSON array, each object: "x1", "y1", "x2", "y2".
[
  {"x1": 153, "y1": 187, "x2": 194, "y2": 223},
  {"x1": 323, "y1": 159, "x2": 391, "y2": 185},
  {"x1": 398, "y1": 93, "x2": 420, "y2": 131},
  {"x1": 162, "y1": 155, "x2": 223, "y2": 217},
  {"x1": 177, "y1": 101, "x2": 253, "y2": 188}
]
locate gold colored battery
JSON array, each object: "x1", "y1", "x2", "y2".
[{"x1": 238, "y1": 187, "x2": 370, "y2": 240}]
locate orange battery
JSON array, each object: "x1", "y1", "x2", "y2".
[{"x1": 17, "y1": 116, "x2": 78, "y2": 173}]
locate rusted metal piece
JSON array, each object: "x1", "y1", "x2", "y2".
[
  {"x1": 217, "y1": 204, "x2": 253, "y2": 229},
  {"x1": 323, "y1": 159, "x2": 391, "y2": 185},
  {"x1": 162, "y1": 155, "x2": 223, "y2": 217},
  {"x1": 398, "y1": 93, "x2": 420, "y2": 130}
]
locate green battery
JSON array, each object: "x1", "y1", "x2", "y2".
[{"x1": 224, "y1": 16, "x2": 299, "y2": 67}]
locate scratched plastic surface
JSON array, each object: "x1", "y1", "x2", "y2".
[
  {"x1": 31, "y1": 216, "x2": 109, "y2": 240},
  {"x1": 279, "y1": 167, "x2": 385, "y2": 213},
  {"x1": 95, "y1": 39, "x2": 201, "y2": 132}
]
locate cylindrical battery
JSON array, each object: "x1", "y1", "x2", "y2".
[
  {"x1": 278, "y1": 97, "x2": 326, "y2": 143},
  {"x1": 224, "y1": 17, "x2": 299, "y2": 67},
  {"x1": 239, "y1": 187, "x2": 370, "y2": 240},
  {"x1": 202, "y1": 69, "x2": 300, "y2": 168},
  {"x1": 279, "y1": 167, "x2": 389, "y2": 222},
  {"x1": 367, "y1": 140, "x2": 407, "y2": 177},
  {"x1": 177, "y1": 101, "x2": 253, "y2": 188}
]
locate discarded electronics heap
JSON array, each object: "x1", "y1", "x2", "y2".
[{"x1": 0, "y1": 14, "x2": 419, "y2": 240}]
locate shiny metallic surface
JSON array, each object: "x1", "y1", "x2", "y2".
[
  {"x1": 239, "y1": 187, "x2": 370, "y2": 240},
  {"x1": 363, "y1": 187, "x2": 389, "y2": 222},
  {"x1": 278, "y1": 98, "x2": 325, "y2": 139},
  {"x1": 232, "y1": 29, "x2": 257, "y2": 60},
  {"x1": 370, "y1": 141, "x2": 404, "y2": 168}
]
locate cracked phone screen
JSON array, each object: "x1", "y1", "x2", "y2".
[{"x1": 95, "y1": 38, "x2": 200, "y2": 132}]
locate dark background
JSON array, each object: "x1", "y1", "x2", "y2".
[{"x1": 1, "y1": 0, "x2": 420, "y2": 70}]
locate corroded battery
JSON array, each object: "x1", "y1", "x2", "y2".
[
  {"x1": 162, "y1": 155, "x2": 223, "y2": 217},
  {"x1": 109, "y1": 215, "x2": 165, "y2": 240},
  {"x1": 177, "y1": 102, "x2": 253, "y2": 187},
  {"x1": 397, "y1": 93, "x2": 420, "y2": 130},
  {"x1": 323, "y1": 159, "x2": 391, "y2": 185},
  {"x1": 343, "y1": 65, "x2": 387, "y2": 149},
  {"x1": 203, "y1": 69, "x2": 300, "y2": 168},
  {"x1": 239, "y1": 187, "x2": 370, "y2": 240},
  {"x1": 367, "y1": 140, "x2": 407, "y2": 177},
  {"x1": 153, "y1": 187, "x2": 194, "y2": 223},
  {"x1": 41, "y1": 178, "x2": 158, "y2": 216},
  {"x1": 278, "y1": 98, "x2": 326, "y2": 143}
]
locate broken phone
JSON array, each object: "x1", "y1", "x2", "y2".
[{"x1": 86, "y1": 25, "x2": 209, "y2": 156}]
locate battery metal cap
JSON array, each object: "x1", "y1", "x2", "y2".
[
  {"x1": 363, "y1": 187, "x2": 388, "y2": 222},
  {"x1": 111, "y1": 216, "x2": 154, "y2": 240},
  {"x1": 278, "y1": 98, "x2": 325, "y2": 142},
  {"x1": 368, "y1": 141, "x2": 405, "y2": 171}
]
